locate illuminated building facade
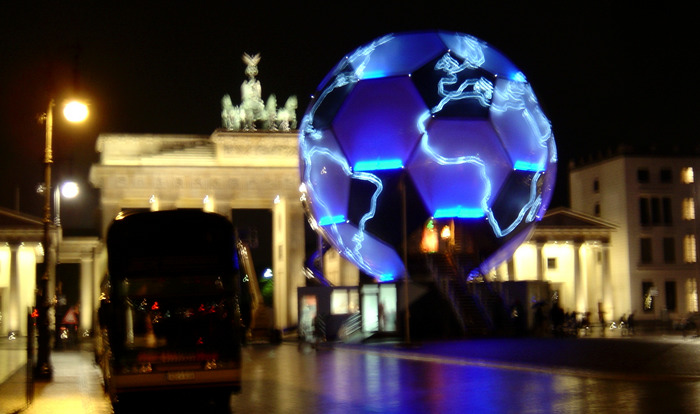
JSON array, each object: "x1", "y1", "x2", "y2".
[
  {"x1": 88, "y1": 131, "x2": 344, "y2": 333},
  {"x1": 569, "y1": 146, "x2": 700, "y2": 322},
  {"x1": 0, "y1": 207, "x2": 100, "y2": 336},
  {"x1": 11, "y1": 140, "x2": 694, "y2": 337},
  {"x1": 86, "y1": 130, "x2": 615, "y2": 337},
  {"x1": 490, "y1": 207, "x2": 616, "y2": 321}
]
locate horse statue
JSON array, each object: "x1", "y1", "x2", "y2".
[{"x1": 221, "y1": 53, "x2": 297, "y2": 132}]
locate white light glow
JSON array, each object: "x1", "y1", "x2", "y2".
[
  {"x1": 433, "y1": 53, "x2": 493, "y2": 113},
  {"x1": 60, "y1": 181, "x2": 79, "y2": 199},
  {"x1": 63, "y1": 101, "x2": 89, "y2": 123}
]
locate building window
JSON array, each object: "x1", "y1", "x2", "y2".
[
  {"x1": 682, "y1": 198, "x2": 695, "y2": 220},
  {"x1": 684, "y1": 235, "x2": 697, "y2": 263},
  {"x1": 651, "y1": 197, "x2": 661, "y2": 224},
  {"x1": 660, "y1": 168, "x2": 673, "y2": 183},
  {"x1": 640, "y1": 237, "x2": 653, "y2": 264},
  {"x1": 594, "y1": 203, "x2": 601, "y2": 217},
  {"x1": 547, "y1": 257, "x2": 557, "y2": 270},
  {"x1": 663, "y1": 237, "x2": 675, "y2": 264},
  {"x1": 687, "y1": 278, "x2": 699, "y2": 313},
  {"x1": 640, "y1": 196, "x2": 672, "y2": 226},
  {"x1": 642, "y1": 282, "x2": 655, "y2": 312},
  {"x1": 593, "y1": 178, "x2": 600, "y2": 193},
  {"x1": 637, "y1": 168, "x2": 650, "y2": 183},
  {"x1": 665, "y1": 281, "x2": 677, "y2": 312},
  {"x1": 640, "y1": 198, "x2": 651, "y2": 226},
  {"x1": 682, "y1": 167, "x2": 694, "y2": 184},
  {"x1": 662, "y1": 197, "x2": 673, "y2": 225},
  {"x1": 331, "y1": 289, "x2": 359, "y2": 315}
]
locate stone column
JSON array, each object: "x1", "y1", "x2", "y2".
[
  {"x1": 601, "y1": 242, "x2": 613, "y2": 315},
  {"x1": 536, "y1": 240, "x2": 545, "y2": 281},
  {"x1": 80, "y1": 255, "x2": 94, "y2": 333},
  {"x1": 7, "y1": 243, "x2": 21, "y2": 334},
  {"x1": 272, "y1": 199, "x2": 288, "y2": 331},
  {"x1": 495, "y1": 262, "x2": 505, "y2": 281},
  {"x1": 573, "y1": 239, "x2": 584, "y2": 313},
  {"x1": 507, "y1": 259, "x2": 516, "y2": 282},
  {"x1": 272, "y1": 197, "x2": 305, "y2": 330}
]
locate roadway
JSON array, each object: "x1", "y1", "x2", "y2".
[{"x1": 2, "y1": 332, "x2": 700, "y2": 413}]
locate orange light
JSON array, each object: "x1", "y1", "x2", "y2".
[
  {"x1": 420, "y1": 221, "x2": 439, "y2": 253},
  {"x1": 440, "y1": 225, "x2": 451, "y2": 240}
]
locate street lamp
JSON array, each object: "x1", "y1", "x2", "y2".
[
  {"x1": 54, "y1": 181, "x2": 80, "y2": 227},
  {"x1": 36, "y1": 99, "x2": 88, "y2": 380}
]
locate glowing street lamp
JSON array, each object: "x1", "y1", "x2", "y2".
[
  {"x1": 36, "y1": 99, "x2": 88, "y2": 380},
  {"x1": 54, "y1": 181, "x2": 80, "y2": 227},
  {"x1": 63, "y1": 101, "x2": 89, "y2": 123}
]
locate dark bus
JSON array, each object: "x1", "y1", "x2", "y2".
[{"x1": 96, "y1": 210, "x2": 244, "y2": 412}]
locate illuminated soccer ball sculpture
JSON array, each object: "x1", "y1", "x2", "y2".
[{"x1": 299, "y1": 31, "x2": 557, "y2": 282}]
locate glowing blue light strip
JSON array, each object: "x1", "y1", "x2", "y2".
[
  {"x1": 298, "y1": 35, "x2": 407, "y2": 280},
  {"x1": 347, "y1": 34, "x2": 394, "y2": 80},
  {"x1": 378, "y1": 274, "x2": 395, "y2": 282},
  {"x1": 301, "y1": 112, "x2": 387, "y2": 278},
  {"x1": 417, "y1": 110, "x2": 491, "y2": 220},
  {"x1": 434, "y1": 207, "x2": 485, "y2": 219},
  {"x1": 299, "y1": 142, "x2": 387, "y2": 277},
  {"x1": 318, "y1": 215, "x2": 346, "y2": 226},
  {"x1": 354, "y1": 159, "x2": 404, "y2": 172},
  {"x1": 513, "y1": 160, "x2": 544, "y2": 172}
]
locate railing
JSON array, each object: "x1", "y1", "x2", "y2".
[
  {"x1": 427, "y1": 251, "x2": 498, "y2": 336},
  {"x1": 338, "y1": 312, "x2": 362, "y2": 341}
]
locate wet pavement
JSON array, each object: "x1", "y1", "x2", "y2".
[
  {"x1": 233, "y1": 335, "x2": 700, "y2": 413},
  {"x1": 2, "y1": 332, "x2": 700, "y2": 413},
  {"x1": 356, "y1": 334, "x2": 700, "y2": 381}
]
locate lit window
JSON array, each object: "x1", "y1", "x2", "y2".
[
  {"x1": 687, "y1": 278, "x2": 698, "y2": 313},
  {"x1": 683, "y1": 198, "x2": 695, "y2": 220},
  {"x1": 332, "y1": 289, "x2": 358, "y2": 315},
  {"x1": 642, "y1": 282, "x2": 655, "y2": 312},
  {"x1": 682, "y1": 167, "x2": 695, "y2": 184},
  {"x1": 684, "y1": 235, "x2": 697, "y2": 263}
]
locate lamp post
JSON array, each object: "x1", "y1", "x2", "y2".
[
  {"x1": 400, "y1": 173, "x2": 411, "y2": 346},
  {"x1": 36, "y1": 99, "x2": 88, "y2": 380}
]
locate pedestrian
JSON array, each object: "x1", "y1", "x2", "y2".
[
  {"x1": 627, "y1": 311, "x2": 635, "y2": 335},
  {"x1": 598, "y1": 302, "x2": 606, "y2": 336},
  {"x1": 550, "y1": 302, "x2": 564, "y2": 337}
]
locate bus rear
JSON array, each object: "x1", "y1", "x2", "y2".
[{"x1": 97, "y1": 210, "x2": 243, "y2": 410}]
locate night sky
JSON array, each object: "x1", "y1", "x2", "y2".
[{"x1": 0, "y1": 2, "x2": 695, "y2": 232}]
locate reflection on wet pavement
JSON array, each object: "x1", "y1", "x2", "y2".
[{"x1": 230, "y1": 343, "x2": 700, "y2": 413}]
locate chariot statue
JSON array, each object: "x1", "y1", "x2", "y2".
[{"x1": 221, "y1": 53, "x2": 297, "y2": 132}]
